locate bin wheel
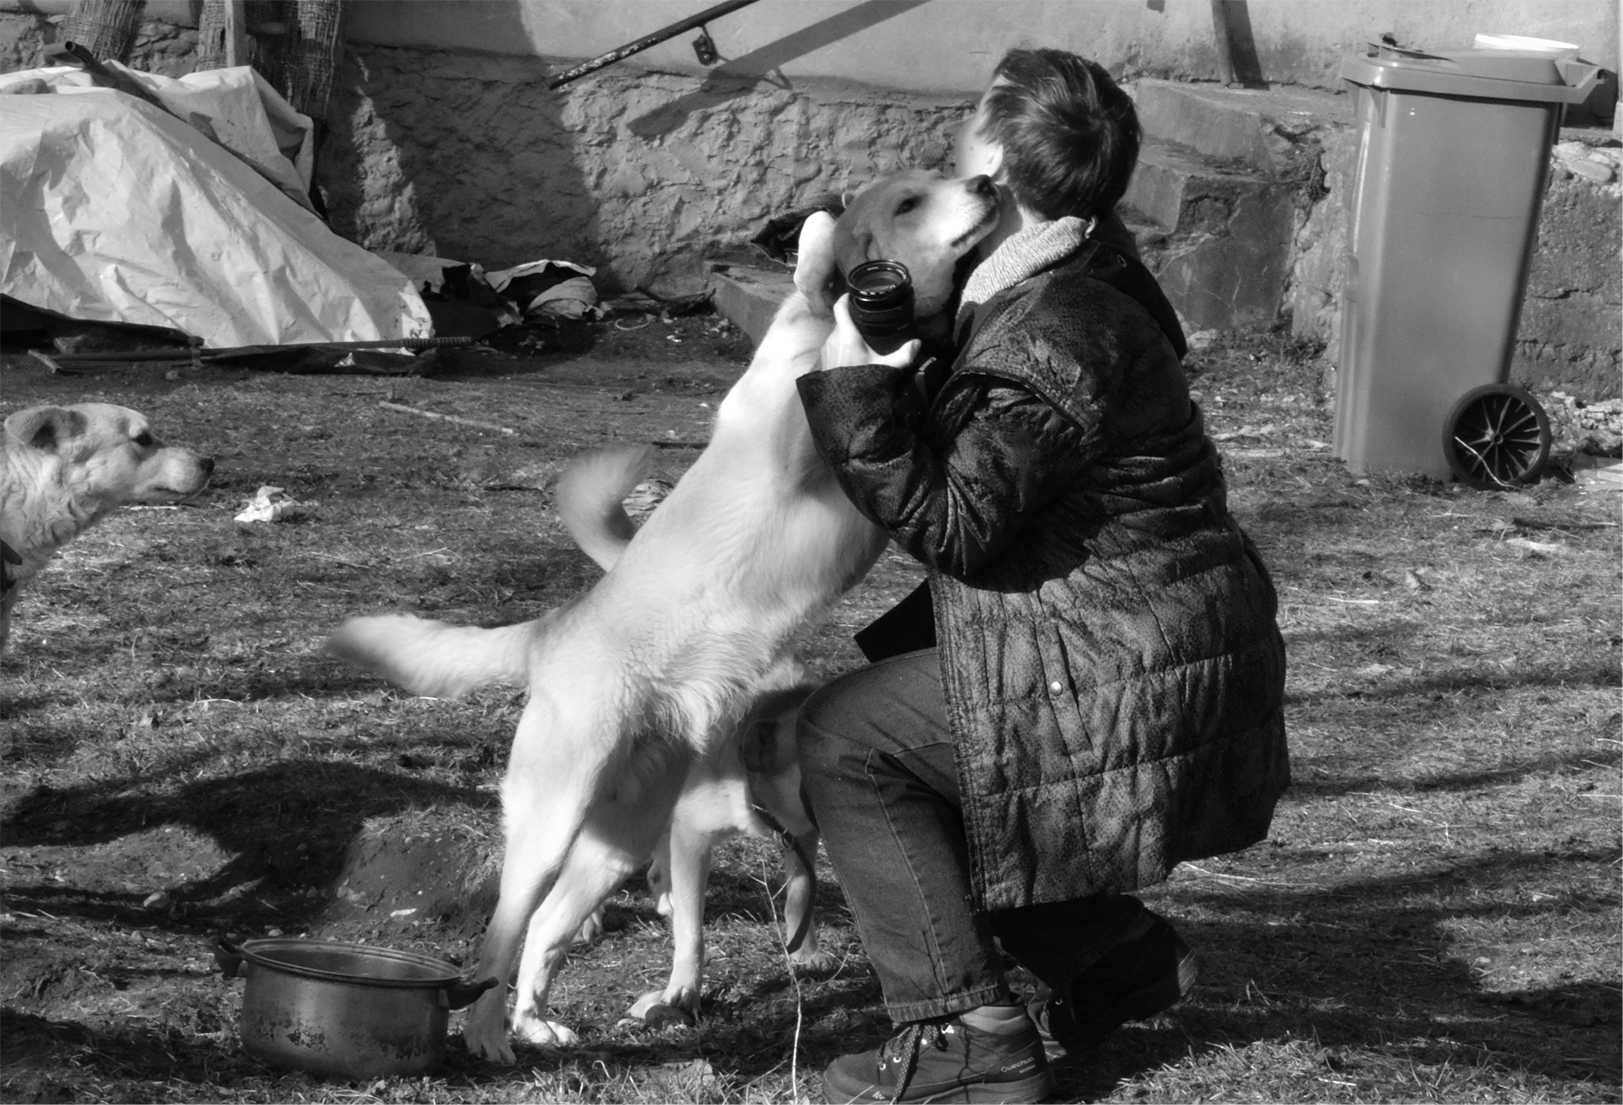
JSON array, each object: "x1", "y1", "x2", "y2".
[{"x1": 1443, "y1": 384, "x2": 1552, "y2": 489}]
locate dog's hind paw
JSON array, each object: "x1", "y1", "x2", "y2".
[{"x1": 623, "y1": 989, "x2": 697, "y2": 1028}]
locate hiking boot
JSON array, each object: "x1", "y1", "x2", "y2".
[
  {"x1": 822, "y1": 1004, "x2": 1054, "y2": 1104},
  {"x1": 1029, "y1": 914, "x2": 1198, "y2": 1059}
]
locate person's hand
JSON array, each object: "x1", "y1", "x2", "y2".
[{"x1": 816, "y1": 294, "x2": 922, "y2": 371}]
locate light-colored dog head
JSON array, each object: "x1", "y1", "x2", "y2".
[
  {"x1": 3, "y1": 403, "x2": 214, "y2": 516},
  {"x1": 1, "y1": 401, "x2": 214, "y2": 650},
  {"x1": 794, "y1": 171, "x2": 1001, "y2": 320}
]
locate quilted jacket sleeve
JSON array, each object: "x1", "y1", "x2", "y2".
[{"x1": 796, "y1": 362, "x2": 1101, "y2": 581}]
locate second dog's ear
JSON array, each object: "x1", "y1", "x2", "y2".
[
  {"x1": 5, "y1": 406, "x2": 84, "y2": 452},
  {"x1": 740, "y1": 718, "x2": 777, "y2": 774},
  {"x1": 793, "y1": 210, "x2": 839, "y2": 314}
]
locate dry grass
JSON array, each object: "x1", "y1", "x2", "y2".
[{"x1": 1, "y1": 317, "x2": 1619, "y2": 1103}]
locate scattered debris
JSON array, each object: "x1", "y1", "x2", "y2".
[
  {"x1": 25, "y1": 349, "x2": 65, "y2": 374},
  {"x1": 1504, "y1": 536, "x2": 1567, "y2": 557},
  {"x1": 1544, "y1": 392, "x2": 1623, "y2": 457},
  {"x1": 488, "y1": 259, "x2": 601, "y2": 321},
  {"x1": 234, "y1": 486, "x2": 318, "y2": 524},
  {"x1": 623, "y1": 478, "x2": 675, "y2": 522},
  {"x1": 378, "y1": 401, "x2": 517, "y2": 436},
  {"x1": 1511, "y1": 514, "x2": 1619, "y2": 533}
]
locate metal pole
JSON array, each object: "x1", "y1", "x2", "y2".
[{"x1": 547, "y1": 0, "x2": 764, "y2": 89}]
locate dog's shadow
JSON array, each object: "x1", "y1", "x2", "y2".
[{"x1": 0, "y1": 760, "x2": 494, "y2": 931}]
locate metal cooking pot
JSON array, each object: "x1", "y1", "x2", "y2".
[{"x1": 214, "y1": 937, "x2": 493, "y2": 1078}]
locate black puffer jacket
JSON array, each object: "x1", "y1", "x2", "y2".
[{"x1": 797, "y1": 242, "x2": 1289, "y2": 911}]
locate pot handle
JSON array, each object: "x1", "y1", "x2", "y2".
[
  {"x1": 442, "y1": 974, "x2": 498, "y2": 1010},
  {"x1": 213, "y1": 936, "x2": 245, "y2": 979}
]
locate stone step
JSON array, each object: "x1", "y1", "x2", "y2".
[
  {"x1": 1120, "y1": 142, "x2": 1299, "y2": 331},
  {"x1": 708, "y1": 259, "x2": 793, "y2": 348},
  {"x1": 1112, "y1": 80, "x2": 1345, "y2": 332},
  {"x1": 1132, "y1": 77, "x2": 1349, "y2": 177},
  {"x1": 1122, "y1": 139, "x2": 1287, "y2": 233}
]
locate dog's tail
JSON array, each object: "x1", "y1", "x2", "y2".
[
  {"x1": 327, "y1": 614, "x2": 540, "y2": 698},
  {"x1": 554, "y1": 443, "x2": 654, "y2": 572}
]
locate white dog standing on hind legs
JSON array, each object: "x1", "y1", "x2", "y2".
[{"x1": 329, "y1": 170, "x2": 1001, "y2": 1063}]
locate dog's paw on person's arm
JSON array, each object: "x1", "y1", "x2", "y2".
[
  {"x1": 806, "y1": 295, "x2": 921, "y2": 374},
  {"x1": 792, "y1": 210, "x2": 841, "y2": 314}
]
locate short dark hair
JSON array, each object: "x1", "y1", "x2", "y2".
[{"x1": 979, "y1": 48, "x2": 1141, "y2": 222}]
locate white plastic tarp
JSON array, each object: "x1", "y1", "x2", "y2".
[{"x1": 0, "y1": 63, "x2": 431, "y2": 348}]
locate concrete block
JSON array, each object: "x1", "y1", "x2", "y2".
[
  {"x1": 1124, "y1": 142, "x2": 1291, "y2": 233},
  {"x1": 708, "y1": 263, "x2": 793, "y2": 348}
]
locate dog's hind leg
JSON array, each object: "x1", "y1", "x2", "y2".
[
  {"x1": 461, "y1": 699, "x2": 603, "y2": 1063},
  {"x1": 462, "y1": 805, "x2": 588, "y2": 1062},
  {"x1": 628, "y1": 811, "x2": 715, "y2": 1023},
  {"x1": 507, "y1": 752, "x2": 691, "y2": 1049},
  {"x1": 506, "y1": 834, "x2": 642, "y2": 1048}
]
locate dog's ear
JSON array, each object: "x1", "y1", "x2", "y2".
[
  {"x1": 4, "y1": 406, "x2": 84, "y2": 452},
  {"x1": 740, "y1": 717, "x2": 779, "y2": 774},
  {"x1": 792, "y1": 210, "x2": 840, "y2": 314}
]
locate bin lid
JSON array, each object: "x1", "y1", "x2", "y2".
[{"x1": 1341, "y1": 43, "x2": 1600, "y2": 105}]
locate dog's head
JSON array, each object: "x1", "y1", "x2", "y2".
[
  {"x1": 4, "y1": 403, "x2": 214, "y2": 508},
  {"x1": 795, "y1": 171, "x2": 1001, "y2": 321}
]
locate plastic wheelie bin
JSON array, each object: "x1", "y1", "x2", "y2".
[{"x1": 1334, "y1": 42, "x2": 1600, "y2": 486}]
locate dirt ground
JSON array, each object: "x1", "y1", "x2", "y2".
[{"x1": 1, "y1": 310, "x2": 1619, "y2": 1103}]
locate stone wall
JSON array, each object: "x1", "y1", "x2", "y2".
[
  {"x1": 1521, "y1": 144, "x2": 1623, "y2": 397},
  {"x1": 0, "y1": 9, "x2": 966, "y2": 297},
  {"x1": 318, "y1": 45, "x2": 964, "y2": 295},
  {"x1": 1288, "y1": 127, "x2": 1621, "y2": 400},
  {"x1": 1, "y1": 7, "x2": 1616, "y2": 396}
]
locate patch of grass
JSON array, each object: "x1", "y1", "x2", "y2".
[{"x1": 2, "y1": 317, "x2": 1619, "y2": 1102}]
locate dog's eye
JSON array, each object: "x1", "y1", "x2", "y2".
[
  {"x1": 895, "y1": 197, "x2": 920, "y2": 216},
  {"x1": 132, "y1": 431, "x2": 155, "y2": 448}
]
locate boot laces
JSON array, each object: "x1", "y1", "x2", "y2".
[{"x1": 877, "y1": 1018, "x2": 955, "y2": 1101}]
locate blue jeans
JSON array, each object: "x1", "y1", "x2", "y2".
[{"x1": 798, "y1": 648, "x2": 1149, "y2": 1023}]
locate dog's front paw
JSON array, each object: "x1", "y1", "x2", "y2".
[
  {"x1": 511, "y1": 1007, "x2": 581, "y2": 1049},
  {"x1": 623, "y1": 988, "x2": 697, "y2": 1028},
  {"x1": 792, "y1": 211, "x2": 839, "y2": 314},
  {"x1": 462, "y1": 996, "x2": 516, "y2": 1064}
]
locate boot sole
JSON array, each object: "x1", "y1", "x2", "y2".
[
  {"x1": 1042, "y1": 947, "x2": 1199, "y2": 1058},
  {"x1": 823, "y1": 1070, "x2": 1056, "y2": 1104}
]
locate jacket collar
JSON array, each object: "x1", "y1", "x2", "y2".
[{"x1": 956, "y1": 215, "x2": 1096, "y2": 332}]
